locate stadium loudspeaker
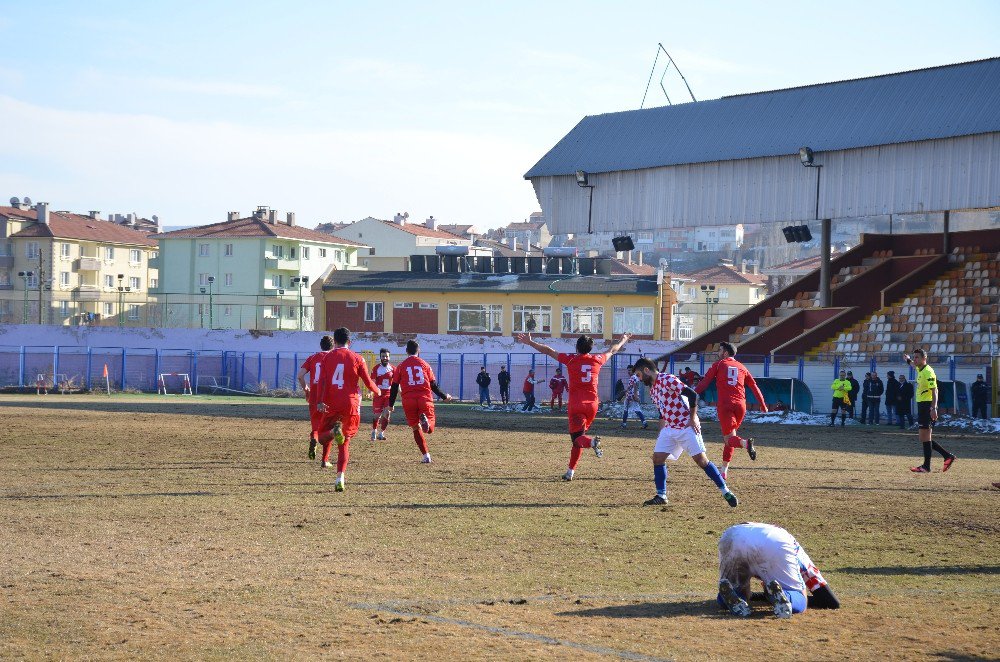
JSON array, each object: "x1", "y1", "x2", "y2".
[
  {"x1": 782, "y1": 226, "x2": 796, "y2": 243},
  {"x1": 612, "y1": 235, "x2": 635, "y2": 252},
  {"x1": 782, "y1": 225, "x2": 813, "y2": 243},
  {"x1": 797, "y1": 225, "x2": 813, "y2": 242}
]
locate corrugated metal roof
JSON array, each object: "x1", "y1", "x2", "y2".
[
  {"x1": 525, "y1": 58, "x2": 1000, "y2": 178},
  {"x1": 323, "y1": 271, "x2": 657, "y2": 295}
]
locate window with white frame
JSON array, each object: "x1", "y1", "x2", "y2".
[
  {"x1": 130, "y1": 277, "x2": 141, "y2": 290},
  {"x1": 419, "y1": 303, "x2": 438, "y2": 310},
  {"x1": 287, "y1": 306, "x2": 296, "y2": 319},
  {"x1": 512, "y1": 304, "x2": 551, "y2": 333},
  {"x1": 26, "y1": 242, "x2": 39, "y2": 259},
  {"x1": 334, "y1": 249, "x2": 343, "y2": 262},
  {"x1": 224, "y1": 243, "x2": 234, "y2": 257},
  {"x1": 150, "y1": 251, "x2": 158, "y2": 259},
  {"x1": 319, "y1": 248, "x2": 327, "y2": 258},
  {"x1": 25, "y1": 272, "x2": 38, "y2": 288},
  {"x1": 130, "y1": 249, "x2": 141, "y2": 264},
  {"x1": 128, "y1": 304, "x2": 140, "y2": 320},
  {"x1": 104, "y1": 246, "x2": 115, "y2": 261},
  {"x1": 59, "y1": 271, "x2": 70, "y2": 287},
  {"x1": 364, "y1": 302, "x2": 384, "y2": 322},
  {"x1": 393, "y1": 302, "x2": 414, "y2": 308},
  {"x1": 289, "y1": 247, "x2": 297, "y2": 259},
  {"x1": 60, "y1": 243, "x2": 72, "y2": 259},
  {"x1": 104, "y1": 274, "x2": 115, "y2": 288},
  {"x1": 561, "y1": 306, "x2": 604, "y2": 334},
  {"x1": 272, "y1": 244, "x2": 284, "y2": 258},
  {"x1": 637, "y1": 231, "x2": 654, "y2": 242},
  {"x1": 59, "y1": 301, "x2": 70, "y2": 316},
  {"x1": 272, "y1": 274, "x2": 283, "y2": 288},
  {"x1": 448, "y1": 303, "x2": 502, "y2": 333},
  {"x1": 150, "y1": 277, "x2": 158, "y2": 289},
  {"x1": 613, "y1": 307, "x2": 654, "y2": 335},
  {"x1": 302, "y1": 246, "x2": 310, "y2": 260},
  {"x1": 199, "y1": 273, "x2": 211, "y2": 286},
  {"x1": 103, "y1": 302, "x2": 114, "y2": 316},
  {"x1": 198, "y1": 243, "x2": 210, "y2": 257},
  {"x1": 346, "y1": 301, "x2": 358, "y2": 307},
  {"x1": 718, "y1": 287, "x2": 729, "y2": 299},
  {"x1": 271, "y1": 305, "x2": 281, "y2": 317},
  {"x1": 224, "y1": 305, "x2": 232, "y2": 317},
  {"x1": 0, "y1": 271, "x2": 10, "y2": 287},
  {"x1": 677, "y1": 326, "x2": 694, "y2": 340},
  {"x1": 224, "y1": 273, "x2": 233, "y2": 287}
]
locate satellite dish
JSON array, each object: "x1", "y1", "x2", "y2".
[
  {"x1": 23, "y1": 196, "x2": 32, "y2": 205},
  {"x1": 9, "y1": 197, "x2": 19, "y2": 206},
  {"x1": 658, "y1": 258, "x2": 669, "y2": 268}
]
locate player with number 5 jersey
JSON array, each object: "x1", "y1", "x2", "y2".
[
  {"x1": 516, "y1": 332, "x2": 631, "y2": 481},
  {"x1": 389, "y1": 339, "x2": 453, "y2": 464},
  {"x1": 315, "y1": 327, "x2": 381, "y2": 493},
  {"x1": 694, "y1": 341, "x2": 767, "y2": 480}
]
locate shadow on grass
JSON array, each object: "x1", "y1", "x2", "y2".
[
  {"x1": 838, "y1": 564, "x2": 1000, "y2": 576},
  {"x1": 0, "y1": 491, "x2": 217, "y2": 500},
  {"x1": 933, "y1": 653, "x2": 999, "y2": 662},
  {"x1": 557, "y1": 600, "x2": 727, "y2": 619}
]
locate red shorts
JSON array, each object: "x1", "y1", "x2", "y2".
[
  {"x1": 308, "y1": 401, "x2": 324, "y2": 434},
  {"x1": 372, "y1": 394, "x2": 391, "y2": 416},
  {"x1": 402, "y1": 398, "x2": 435, "y2": 431},
  {"x1": 718, "y1": 403, "x2": 747, "y2": 436},
  {"x1": 319, "y1": 408, "x2": 361, "y2": 440},
  {"x1": 567, "y1": 400, "x2": 599, "y2": 433}
]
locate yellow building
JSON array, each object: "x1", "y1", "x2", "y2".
[
  {"x1": 672, "y1": 261, "x2": 767, "y2": 340},
  {"x1": 1, "y1": 201, "x2": 158, "y2": 326},
  {"x1": 318, "y1": 270, "x2": 676, "y2": 340}
]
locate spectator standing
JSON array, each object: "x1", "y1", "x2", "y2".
[
  {"x1": 476, "y1": 367, "x2": 492, "y2": 407},
  {"x1": 846, "y1": 371, "x2": 860, "y2": 419},
  {"x1": 970, "y1": 374, "x2": 990, "y2": 420},
  {"x1": 548, "y1": 367, "x2": 568, "y2": 410},
  {"x1": 497, "y1": 366, "x2": 511, "y2": 406},
  {"x1": 866, "y1": 372, "x2": 884, "y2": 425},
  {"x1": 897, "y1": 374, "x2": 914, "y2": 429},
  {"x1": 884, "y1": 370, "x2": 899, "y2": 425},
  {"x1": 860, "y1": 373, "x2": 873, "y2": 423}
]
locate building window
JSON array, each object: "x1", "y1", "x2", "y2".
[
  {"x1": 272, "y1": 244, "x2": 284, "y2": 258},
  {"x1": 224, "y1": 273, "x2": 233, "y2": 287},
  {"x1": 637, "y1": 232, "x2": 654, "y2": 242},
  {"x1": 130, "y1": 277, "x2": 141, "y2": 290},
  {"x1": 289, "y1": 247, "x2": 297, "y2": 259},
  {"x1": 199, "y1": 243, "x2": 210, "y2": 257},
  {"x1": 271, "y1": 305, "x2": 281, "y2": 318},
  {"x1": 419, "y1": 303, "x2": 438, "y2": 310},
  {"x1": 224, "y1": 243, "x2": 234, "y2": 257},
  {"x1": 59, "y1": 271, "x2": 70, "y2": 287},
  {"x1": 718, "y1": 288, "x2": 729, "y2": 299},
  {"x1": 24, "y1": 272, "x2": 38, "y2": 288},
  {"x1": 103, "y1": 302, "x2": 114, "y2": 316},
  {"x1": 0, "y1": 271, "x2": 10, "y2": 287},
  {"x1": 513, "y1": 305, "x2": 551, "y2": 333},
  {"x1": 393, "y1": 302, "x2": 414, "y2": 308},
  {"x1": 105, "y1": 246, "x2": 115, "y2": 261},
  {"x1": 130, "y1": 249, "x2": 141, "y2": 264},
  {"x1": 128, "y1": 304, "x2": 140, "y2": 321},
  {"x1": 287, "y1": 306, "x2": 297, "y2": 319},
  {"x1": 335, "y1": 249, "x2": 343, "y2": 262},
  {"x1": 104, "y1": 275, "x2": 115, "y2": 288},
  {"x1": 26, "y1": 242, "x2": 39, "y2": 259},
  {"x1": 272, "y1": 274, "x2": 283, "y2": 288},
  {"x1": 59, "y1": 301, "x2": 70, "y2": 316},
  {"x1": 561, "y1": 306, "x2": 604, "y2": 334},
  {"x1": 60, "y1": 243, "x2": 72, "y2": 259},
  {"x1": 150, "y1": 251, "x2": 158, "y2": 259},
  {"x1": 364, "y1": 302, "x2": 384, "y2": 322},
  {"x1": 448, "y1": 303, "x2": 502, "y2": 333},
  {"x1": 346, "y1": 301, "x2": 358, "y2": 308},
  {"x1": 677, "y1": 326, "x2": 694, "y2": 340},
  {"x1": 613, "y1": 307, "x2": 654, "y2": 335},
  {"x1": 224, "y1": 305, "x2": 232, "y2": 317},
  {"x1": 319, "y1": 248, "x2": 327, "y2": 258},
  {"x1": 150, "y1": 278, "x2": 158, "y2": 289},
  {"x1": 199, "y1": 273, "x2": 211, "y2": 286},
  {"x1": 302, "y1": 246, "x2": 310, "y2": 260}
]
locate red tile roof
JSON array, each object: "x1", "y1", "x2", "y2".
[
  {"x1": 3, "y1": 208, "x2": 157, "y2": 246},
  {"x1": 155, "y1": 217, "x2": 368, "y2": 246},
  {"x1": 505, "y1": 221, "x2": 547, "y2": 232},
  {"x1": 607, "y1": 258, "x2": 657, "y2": 276},
  {"x1": 684, "y1": 264, "x2": 767, "y2": 285},
  {"x1": 370, "y1": 218, "x2": 468, "y2": 240}
]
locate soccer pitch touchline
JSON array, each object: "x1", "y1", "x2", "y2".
[{"x1": 351, "y1": 602, "x2": 673, "y2": 662}]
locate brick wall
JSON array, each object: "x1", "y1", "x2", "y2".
[
  {"x1": 392, "y1": 305, "x2": 438, "y2": 334},
  {"x1": 326, "y1": 301, "x2": 384, "y2": 332}
]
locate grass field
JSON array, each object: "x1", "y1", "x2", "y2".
[{"x1": 1, "y1": 394, "x2": 997, "y2": 661}]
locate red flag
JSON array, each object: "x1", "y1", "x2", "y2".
[{"x1": 102, "y1": 364, "x2": 108, "y2": 378}]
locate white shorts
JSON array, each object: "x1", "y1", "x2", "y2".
[{"x1": 654, "y1": 425, "x2": 706, "y2": 460}]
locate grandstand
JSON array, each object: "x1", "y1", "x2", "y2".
[{"x1": 668, "y1": 228, "x2": 1000, "y2": 361}]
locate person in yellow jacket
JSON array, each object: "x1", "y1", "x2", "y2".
[
  {"x1": 829, "y1": 370, "x2": 852, "y2": 427},
  {"x1": 905, "y1": 349, "x2": 956, "y2": 473}
]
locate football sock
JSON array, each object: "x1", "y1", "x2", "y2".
[
  {"x1": 413, "y1": 428, "x2": 428, "y2": 455},
  {"x1": 336, "y1": 471, "x2": 344, "y2": 484},
  {"x1": 622, "y1": 411, "x2": 628, "y2": 424},
  {"x1": 336, "y1": 441, "x2": 349, "y2": 473},
  {"x1": 653, "y1": 464, "x2": 667, "y2": 497},
  {"x1": 423, "y1": 452, "x2": 432, "y2": 462},
  {"x1": 931, "y1": 441, "x2": 951, "y2": 458},
  {"x1": 922, "y1": 441, "x2": 932, "y2": 467},
  {"x1": 321, "y1": 441, "x2": 332, "y2": 464},
  {"x1": 703, "y1": 462, "x2": 728, "y2": 492},
  {"x1": 568, "y1": 445, "x2": 583, "y2": 470},
  {"x1": 637, "y1": 411, "x2": 646, "y2": 423},
  {"x1": 721, "y1": 461, "x2": 730, "y2": 476}
]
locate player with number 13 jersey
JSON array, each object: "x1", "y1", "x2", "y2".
[{"x1": 389, "y1": 339, "x2": 453, "y2": 464}]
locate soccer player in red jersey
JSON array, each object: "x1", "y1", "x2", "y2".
[
  {"x1": 369, "y1": 348, "x2": 394, "y2": 442},
  {"x1": 388, "y1": 340, "x2": 453, "y2": 464},
  {"x1": 315, "y1": 327, "x2": 381, "y2": 492},
  {"x1": 296, "y1": 335, "x2": 333, "y2": 461},
  {"x1": 548, "y1": 367, "x2": 568, "y2": 410},
  {"x1": 516, "y1": 332, "x2": 631, "y2": 481},
  {"x1": 694, "y1": 341, "x2": 768, "y2": 480}
]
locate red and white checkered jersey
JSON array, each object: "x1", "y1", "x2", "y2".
[
  {"x1": 649, "y1": 372, "x2": 692, "y2": 429},
  {"x1": 371, "y1": 363, "x2": 394, "y2": 392},
  {"x1": 624, "y1": 374, "x2": 641, "y2": 403}
]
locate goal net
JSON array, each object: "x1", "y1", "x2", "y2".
[{"x1": 158, "y1": 373, "x2": 193, "y2": 395}]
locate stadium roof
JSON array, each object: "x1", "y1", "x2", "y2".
[
  {"x1": 525, "y1": 57, "x2": 1000, "y2": 178},
  {"x1": 323, "y1": 271, "x2": 657, "y2": 295}
]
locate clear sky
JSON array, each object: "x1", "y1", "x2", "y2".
[{"x1": 1, "y1": 1, "x2": 997, "y2": 230}]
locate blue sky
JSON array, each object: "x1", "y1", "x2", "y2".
[{"x1": 1, "y1": 1, "x2": 997, "y2": 229}]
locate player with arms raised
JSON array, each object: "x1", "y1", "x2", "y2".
[
  {"x1": 516, "y1": 332, "x2": 631, "y2": 481},
  {"x1": 388, "y1": 340, "x2": 453, "y2": 464},
  {"x1": 695, "y1": 341, "x2": 767, "y2": 480},
  {"x1": 370, "y1": 348, "x2": 394, "y2": 441},
  {"x1": 297, "y1": 335, "x2": 333, "y2": 461},
  {"x1": 315, "y1": 327, "x2": 381, "y2": 492}
]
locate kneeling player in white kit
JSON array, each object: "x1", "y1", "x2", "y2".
[{"x1": 717, "y1": 522, "x2": 841, "y2": 618}]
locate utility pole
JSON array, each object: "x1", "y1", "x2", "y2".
[{"x1": 37, "y1": 250, "x2": 44, "y2": 325}]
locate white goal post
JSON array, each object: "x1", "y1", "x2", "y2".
[{"x1": 158, "y1": 373, "x2": 193, "y2": 395}]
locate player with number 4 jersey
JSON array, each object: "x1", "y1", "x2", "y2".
[
  {"x1": 695, "y1": 341, "x2": 767, "y2": 480},
  {"x1": 516, "y1": 332, "x2": 631, "y2": 481},
  {"x1": 389, "y1": 339, "x2": 453, "y2": 464},
  {"x1": 370, "y1": 348, "x2": 394, "y2": 441},
  {"x1": 315, "y1": 327, "x2": 381, "y2": 492}
]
